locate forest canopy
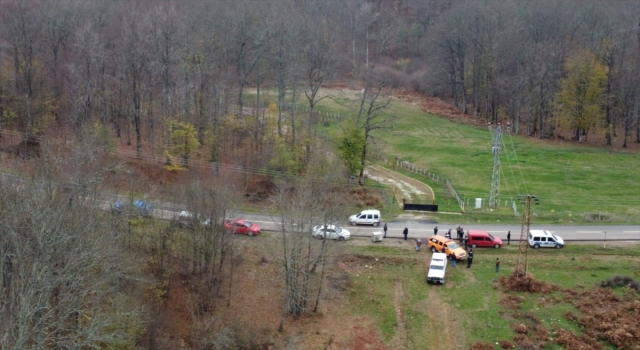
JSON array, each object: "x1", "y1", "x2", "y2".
[{"x1": 1, "y1": 0, "x2": 639, "y2": 172}]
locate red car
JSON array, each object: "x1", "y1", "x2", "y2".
[
  {"x1": 467, "y1": 230, "x2": 502, "y2": 248},
  {"x1": 224, "y1": 219, "x2": 261, "y2": 236}
]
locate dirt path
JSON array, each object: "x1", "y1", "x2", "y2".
[
  {"x1": 387, "y1": 281, "x2": 408, "y2": 349},
  {"x1": 417, "y1": 253, "x2": 467, "y2": 350},
  {"x1": 365, "y1": 164, "x2": 435, "y2": 205}
]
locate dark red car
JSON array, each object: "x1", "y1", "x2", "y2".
[{"x1": 224, "y1": 219, "x2": 261, "y2": 236}]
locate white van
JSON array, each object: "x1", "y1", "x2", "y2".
[
  {"x1": 348, "y1": 209, "x2": 381, "y2": 226},
  {"x1": 528, "y1": 230, "x2": 565, "y2": 249},
  {"x1": 427, "y1": 252, "x2": 448, "y2": 284}
]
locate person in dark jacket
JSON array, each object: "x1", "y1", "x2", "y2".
[
  {"x1": 384, "y1": 223, "x2": 388, "y2": 238},
  {"x1": 507, "y1": 231, "x2": 511, "y2": 245},
  {"x1": 450, "y1": 253, "x2": 457, "y2": 267},
  {"x1": 403, "y1": 227, "x2": 408, "y2": 240},
  {"x1": 467, "y1": 249, "x2": 474, "y2": 268},
  {"x1": 434, "y1": 226, "x2": 438, "y2": 234}
]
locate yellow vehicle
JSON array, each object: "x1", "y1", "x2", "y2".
[{"x1": 427, "y1": 235, "x2": 467, "y2": 260}]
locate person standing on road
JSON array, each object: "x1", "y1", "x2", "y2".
[
  {"x1": 467, "y1": 249, "x2": 474, "y2": 268},
  {"x1": 434, "y1": 226, "x2": 438, "y2": 234},
  {"x1": 446, "y1": 229, "x2": 452, "y2": 239},
  {"x1": 403, "y1": 227, "x2": 408, "y2": 240},
  {"x1": 495, "y1": 258, "x2": 500, "y2": 272},
  {"x1": 383, "y1": 223, "x2": 388, "y2": 238},
  {"x1": 507, "y1": 231, "x2": 511, "y2": 245}
]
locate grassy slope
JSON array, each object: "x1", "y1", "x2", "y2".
[
  {"x1": 348, "y1": 243, "x2": 640, "y2": 348},
  {"x1": 312, "y1": 93, "x2": 640, "y2": 222}
]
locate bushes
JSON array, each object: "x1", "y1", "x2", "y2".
[
  {"x1": 562, "y1": 287, "x2": 640, "y2": 349},
  {"x1": 499, "y1": 271, "x2": 557, "y2": 293},
  {"x1": 599, "y1": 275, "x2": 639, "y2": 292}
]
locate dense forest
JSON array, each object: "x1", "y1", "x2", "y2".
[
  {"x1": 2, "y1": 0, "x2": 640, "y2": 171},
  {"x1": 1, "y1": 1, "x2": 640, "y2": 348}
]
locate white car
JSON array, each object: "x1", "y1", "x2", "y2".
[
  {"x1": 427, "y1": 252, "x2": 448, "y2": 284},
  {"x1": 348, "y1": 209, "x2": 381, "y2": 226},
  {"x1": 312, "y1": 225, "x2": 351, "y2": 241},
  {"x1": 528, "y1": 230, "x2": 565, "y2": 249},
  {"x1": 176, "y1": 211, "x2": 210, "y2": 227}
]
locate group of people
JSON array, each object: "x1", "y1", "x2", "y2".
[
  {"x1": 382, "y1": 223, "x2": 501, "y2": 272},
  {"x1": 391, "y1": 224, "x2": 466, "y2": 245},
  {"x1": 441, "y1": 226, "x2": 467, "y2": 242}
]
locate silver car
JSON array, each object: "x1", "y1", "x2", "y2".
[{"x1": 312, "y1": 225, "x2": 351, "y2": 241}]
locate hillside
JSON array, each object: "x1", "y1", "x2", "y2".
[{"x1": 2, "y1": 1, "x2": 640, "y2": 348}]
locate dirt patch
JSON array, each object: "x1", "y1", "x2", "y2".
[
  {"x1": 420, "y1": 287, "x2": 467, "y2": 349},
  {"x1": 348, "y1": 186, "x2": 384, "y2": 207},
  {"x1": 365, "y1": 164, "x2": 435, "y2": 204},
  {"x1": 417, "y1": 252, "x2": 467, "y2": 350},
  {"x1": 328, "y1": 317, "x2": 389, "y2": 350},
  {"x1": 387, "y1": 281, "x2": 408, "y2": 349},
  {"x1": 149, "y1": 239, "x2": 399, "y2": 350}
]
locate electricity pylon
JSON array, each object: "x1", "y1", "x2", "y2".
[
  {"x1": 488, "y1": 123, "x2": 502, "y2": 208},
  {"x1": 515, "y1": 195, "x2": 539, "y2": 278}
]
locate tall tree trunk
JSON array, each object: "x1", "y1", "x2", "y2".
[{"x1": 132, "y1": 65, "x2": 141, "y2": 157}]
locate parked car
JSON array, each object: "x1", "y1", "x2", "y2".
[
  {"x1": 528, "y1": 230, "x2": 565, "y2": 249},
  {"x1": 312, "y1": 225, "x2": 351, "y2": 241},
  {"x1": 467, "y1": 230, "x2": 502, "y2": 248},
  {"x1": 175, "y1": 211, "x2": 210, "y2": 228},
  {"x1": 427, "y1": 235, "x2": 466, "y2": 260},
  {"x1": 112, "y1": 200, "x2": 153, "y2": 217},
  {"x1": 348, "y1": 209, "x2": 381, "y2": 226},
  {"x1": 224, "y1": 219, "x2": 261, "y2": 235},
  {"x1": 427, "y1": 252, "x2": 448, "y2": 284}
]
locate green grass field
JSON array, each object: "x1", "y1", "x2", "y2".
[
  {"x1": 309, "y1": 91, "x2": 640, "y2": 224},
  {"x1": 347, "y1": 242, "x2": 640, "y2": 349},
  {"x1": 244, "y1": 88, "x2": 640, "y2": 223}
]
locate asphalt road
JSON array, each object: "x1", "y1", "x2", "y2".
[
  {"x1": 5, "y1": 169, "x2": 635, "y2": 243},
  {"x1": 235, "y1": 213, "x2": 640, "y2": 242}
]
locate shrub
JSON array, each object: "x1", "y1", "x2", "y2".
[
  {"x1": 469, "y1": 342, "x2": 495, "y2": 350},
  {"x1": 498, "y1": 340, "x2": 514, "y2": 349},
  {"x1": 600, "y1": 275, "x2": 633, "y2": 288},
  {"x1": 499, "y1": 272, "x2": 557, "y2": 293}
]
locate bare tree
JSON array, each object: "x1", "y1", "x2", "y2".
[
  {"x1": 2, "y1": 0, "x2": 44, "y2": 140},
  {"x1": 0, "y1": 134, "x2": 145, "y2": 348},
  {"x1": 273, "y1": 177, "x2": 326, "y2": 332},
  {"x1": 145, "y1": 3, "x2": 182, "y2": 119},
  {"x1": 120, "y1": 9, "x2": 147, "y2": 156},
  {"x1": 178, "y1": 175, "x2": 237, "y2": 313},
  {"x1": 434, "y1": 7, "x2": 468, "y2": 113},
  {"x1": 302, "y1": 16, "x2": 336, "y2": 160},
  {"x1": 43, "y1": 0, "x2": 83, "y2": 100}
]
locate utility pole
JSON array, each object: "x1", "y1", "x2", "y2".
[
  {"x1": 488, "y1": 122, "x2": 503, "y2": 208},
  {"x1": 515, "y1": 195, "x2": 539, "y2": 278}
]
